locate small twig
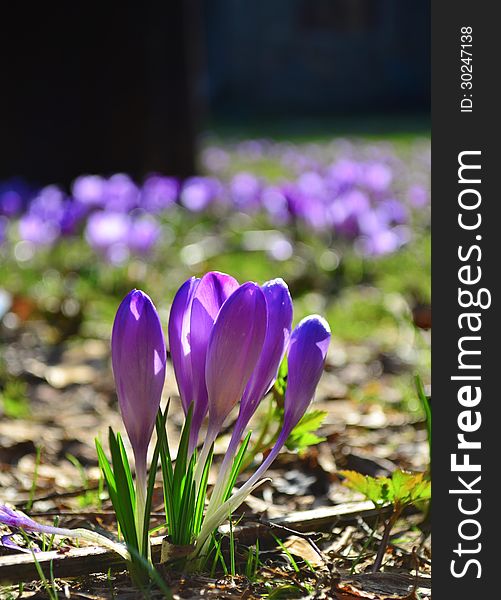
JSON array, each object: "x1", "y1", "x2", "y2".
[
  {"x1": 372, "y1": 510, "x2": 400, "y2": 573},
  {"x1": 14, "y1": 485, "x2": 100, "y2": 508}
]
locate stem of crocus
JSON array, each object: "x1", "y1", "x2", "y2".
[
  {"x1": 194, "y1": 424, "x2": 218, "y2": 491},
  {"x1": 24, "y1": 524, "x2": 130, "y2": 561},
  {"x1": 194, "y1": 426, "x2": 292, "y2": 554},
  {"x1": 204, "y1": 425, "x2": 243, "y2": 518},
  {"x1": 134, "y1": 448, "x2": 148, "y2": 559}
]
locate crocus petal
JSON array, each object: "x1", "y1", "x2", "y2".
[
  {"x1": 237, "y1": 278, "x2": 293, "y2": 433},
  {"x1": 284, "y1": 315, "x2": 331, "y2": 431},
  {"x1": 111, "y1": 289, "x2": 166, "y2": 463},
  {"x1": 1, "y1": 534, "x2": 39, "y2": 554},
  {"x1": 205, "y1": 282, "x2": 267, "y2": 436},
  {"x1": 168, "y1": 277, "x2": 200, "y2": 414},
  {"x1": 189, "y1": 272, "x2": 239, "y2": 442}
]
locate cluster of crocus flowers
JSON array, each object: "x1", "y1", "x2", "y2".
[
  {"x1": 1, "y1": 271, "x2": 330, "y2": 577},
  {"x1": 110, "y1": 272, "x2": 330, "y2": 557},
  {"x1": 110, "y1": 272, "x2": 330, "y2": 556}
]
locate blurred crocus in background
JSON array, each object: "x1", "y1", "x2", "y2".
[
  {"x1": 0, "y1": 139, "x2": 430, "y2": 264},
  {"x1": 111, "y1": 289, "x2": 167, "y2": 552}
]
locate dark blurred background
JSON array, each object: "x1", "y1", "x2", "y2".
[{"x1": 0, "y1": 0, "x2": 430, "y2": 186}]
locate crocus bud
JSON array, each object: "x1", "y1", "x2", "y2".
[
  {"x1": 168, "y1": 276, "x2": 201, "y2": 414},
  {"x1": 189, "y1": 272, "x2": 239, "y2": 445},
  {"x1": 283, "y1": 315, "x2": 331, "y2": 433},
  {"x1": 237, "y1": 278, "x2": 293, "y2": 432},
  {"x1": 111, "y1": 289, "x2": 166, "y2": 468},
  {"x1": 205, "y1": 282, "x2": 267, "y2": 439}
]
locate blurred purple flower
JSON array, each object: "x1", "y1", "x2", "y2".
[
  {"x1": 59, "y1": 201, "x2": 87, "y2": 236},
  {"x1": 140, "y1": 176, "x2": 179, "y2": 213},
  {"x1": 261, "y1": 186, "x2": 290, "y2": 225},
  {"x1": 230, "y1": 172, "x2": 262, "y2": 212},
  {"x1": 72, "y1": 175, "x2": 107, "y2": 208},
  {"x1": 361, "y1": 229, "x2": 401, "y2": 256},
  {"x1": 181, "y1": 177, "x2": 220, "y2": 212},
  {"x1": 127, "y1": 215, "x2": 160, "y2": 255},
  {"x1": 408, "y1": 184, "x2": 429, "y2": 208},
  {"x1": 85, "y1": 211, "x2": 130, "y2": 262},
  {"x1": 363, "y1": 162, "x2": 393, "y2": 192},
  {"x1": 0, "y1": 217, "x2": 7, "y2": 245},
  {"x1": 18, "y1": 213, "x2": 60, "y2": 246},
  {"x1": 104, "y1": 174, "x2": 140, "y2": 212},
  {"x1": 0, "y1": 191, "x2": 23, "y2": 217},
  {"x1": 283, "y1": 315, "x2": 331, "y2": 430},
  {"x1": 378, "y1": 198, "x2": 409, "y2": 225},
  {"x1": 29, "y1": 186, "x2": 65, "y2": 222}
]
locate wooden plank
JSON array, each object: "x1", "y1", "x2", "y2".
[{"x1": 0, "y1": 501, "x2": 384, "y2": 584}]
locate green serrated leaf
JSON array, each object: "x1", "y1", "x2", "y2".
[{"x1": 285, "y1": 410, "x2": 327, "y2": 451}]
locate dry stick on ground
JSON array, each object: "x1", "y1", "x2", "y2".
[{"x1": 0, "y1": 501, "x2": 385, "y2": 584}]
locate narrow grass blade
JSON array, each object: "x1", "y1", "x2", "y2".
[
  {"x1": 223, "y1": 431, "x2": 252, "y2": 502},
  {"x1": 193, "y1": 446, "x2": 213, "y2": 535},
  {"x1": 108, "y1": 429, "x2": 138, "y2": 550},
  {"x1": 142, "y1": 421, "x2": 162, "y2": 555}
]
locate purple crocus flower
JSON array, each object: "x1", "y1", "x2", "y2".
[
  {"x1": 168, "y1": 277, "x2": 200, "y2": 417},
  {"x1": 18, "y1": 213, "x2": 60, "y2": 246},
  {"x1": 194, "y1": 281, "x2": 267, "y2": 483},
  {"x1": 127, "y1": 215, "x2": 160, "y2": 255},
  {"x1": 104, "y1": 174, "x2": 140, "y2": 212},
  {"x1": 72, "y1": 175, "x2": 107, "y2": 208},
  {"x1": 206, "y1": 279, "x2": 292, "y2": 510},
  {"x1": 169, "y1": 273, "x2": 240, "y2": 452},
  {"x1": 0, "y1": 217, "x2": 7, "y2": 245},
  {"x1": 140, "y1": 176, "x2": 179, "y2": 213},
  {"x1": 85, "y1": 211, "x2": 131, "y2": 263},
  {"x1": 0, "y1": 504, "x2": 129, "y2": 559},
  {"x1": 230, "y1": 172, "x2": 262, "y2": 212},
  {"x1": 0, "y1": 505, "x2": 71, "y2": 536},
  {"x1": 180, "y1": 177, "x2": 220, "y2": 212},
  {"x1": 0, "y1": 190, "x2": 24, "y2": 217},
  {"x1": 204, "y1": 281, "x2": 267, "y2": 440},
  {"x1": 234, "y1": 279, "x2": 292, "y2": 442},
  {"x1": 281, "y1": 316, "x2": 331, "y2": 431},
  {"x1": 363, "y1": 162, "x2": 393, "y2": 192},
  {"x1": 59, "y1": 201, "x2": 87, "y2": 236},
  {"x1": 1, "y1": 534, "x2": 40, "y2": 554},
  {"x1": 111, "y1": 290, "x2": 166, "y2": 475}
]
